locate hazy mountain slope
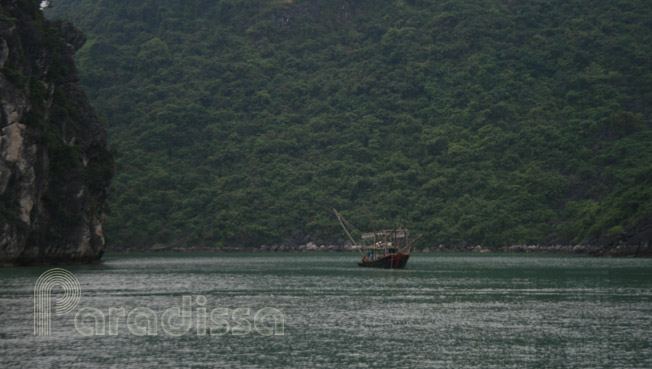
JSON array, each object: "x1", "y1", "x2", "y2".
[{"x1": 46, "y1": 0, "x2": 652, "y2": 249}]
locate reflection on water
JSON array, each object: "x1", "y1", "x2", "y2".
[{"x1": 1, "y1": 253, "x2": 651, "y2": 368}]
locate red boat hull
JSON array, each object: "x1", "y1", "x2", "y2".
[{"x1": 357, "y1": 253, "x2": 410, "y2": 269}]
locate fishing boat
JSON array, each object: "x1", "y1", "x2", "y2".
[{"x1": 333, "y1": 209, "x2": 419, "y2": 269}]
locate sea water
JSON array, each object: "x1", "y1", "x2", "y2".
[{"x1": 1, "y1": 252, "x2": 651, "y2": 368}]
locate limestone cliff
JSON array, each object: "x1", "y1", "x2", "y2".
[{"x1": 0, "y1": 0, "x2": 113, "y2": 265}]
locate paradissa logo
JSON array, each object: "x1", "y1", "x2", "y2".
[
  {"x1": 34, "y1": 268, "x2": 81, "y2": 336},
  {"x1": 34, "y1": 268, "x2": 285, "y2": 337}
]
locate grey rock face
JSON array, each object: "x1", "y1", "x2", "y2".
[{"x1": 0, "y1": 1, "x2": 113, "y2": 265}]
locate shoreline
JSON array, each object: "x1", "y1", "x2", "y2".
[
  {"x1": 109, "y1": 242, "x2": 652, "y2": 258},
  {"x1": 4, "y1": 243, "x2": 649, "y2": 267}
]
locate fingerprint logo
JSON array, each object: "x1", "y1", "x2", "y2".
[{"x1": 34, "y1": 268, "x2": 81, "y2": 336}]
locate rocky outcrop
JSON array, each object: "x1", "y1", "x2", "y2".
[
  {"x1": 585, "y1": 212, "x2": 652, "y2": 257},
  {"x1": 0, "y1": 0, "x2": 112, "y2": 265}
]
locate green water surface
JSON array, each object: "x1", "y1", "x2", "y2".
[{"x1": 1, "y1": 252, "x2": 651, "y2": 368}]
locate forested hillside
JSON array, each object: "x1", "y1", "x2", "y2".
[{"x1": 45, "y1": 0, "x2": 652, "y2": 249}]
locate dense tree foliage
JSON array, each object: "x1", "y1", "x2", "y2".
[{"x1": 45, "y1": 0, "x2": 652, "y2": 248}]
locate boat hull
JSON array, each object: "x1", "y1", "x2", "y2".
[{"x1": 357, "y1": 253, "x2": 410, "y2": 269}]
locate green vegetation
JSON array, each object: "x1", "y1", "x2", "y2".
[
  {"x1": 45, "y1": 0, "x2": 652, "y2": 248},
  {"x1": 1, "y1": 67, "x2": 28, "y2": 88}
]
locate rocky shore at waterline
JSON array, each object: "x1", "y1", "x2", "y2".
[
  {"x1": 421, "y1": 243, "x2": 652, "y2": 257},
  {"x1": 115, "y1": 241, "x2": 652, "y2": 257}
]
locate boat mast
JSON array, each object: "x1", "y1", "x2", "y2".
[
  {"x1": 363, "y1": 207, "x2": 378, "y2": 259},
  {"x1": 333, "y1": 209, "x2": 365, "y2": 256}
]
